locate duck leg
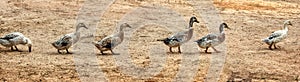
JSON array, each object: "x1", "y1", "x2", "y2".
[
  {"x1": 212, "y1": 47, "x2": 220, "y2": 53},
  {"x1": 110, "y1": 49, "x2": 115, "y2": 55},
  {"x1": 14, "y1": 46, "x2": 19, "y2": 51},
  {"x1": 273, "y1": 43, "x2": 278, "y2": 49},
  {"x1": 178, "y1": 46, "x2": 181, "y2": 53},
  {"x1": 28, "y1": 46, "x2": 31, "y2": 52},
  {"x1": 269, "y1": 43, "x2": 273, "y2": 50},
  {"x1": 66, "y1": 49, "x2": 71, "y2": 54},
  {"x1": 205, "y1": 47, "x2": 209, "y2": 53},
  {"x1": 169, "y1": 47, "x2": 173, "y2": 53},
  {"x1": 58, "y1": 50, "x2": 62, "y2": 54},
  {"x1": 100, "y1": 50, "x2": 105, "y2": 55}
]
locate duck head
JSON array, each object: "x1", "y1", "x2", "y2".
[
  {"x1": 222, "y1": 23, "x2": 230, "y2": 29},
  {"x1": 119, "y1": 23, "x2": 132, "y2": 31},
  {"x1": 284, "y1": 20, "x2": 292, "y2": 26},
  {"x1": 219, "y1": 23, "x2": 230, "y2": 33},
  {"x1": 189, "y1": 16, "x2": 199, "y2": 27},
  {"x1": 25, "y1": 38, "x2": 32, "y2": 52},
  {"x1": 76, "y1": 23, "x2": 88, "y2": 31}
]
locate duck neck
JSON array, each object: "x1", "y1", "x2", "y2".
[
  {"x1": 219, "y1": 33, "x2": 226, "y2": 42},
  {"x1": 186, "y1": 28, "x2": 194, "y2": 42},
  {"x1": 0, "y1": 39, "x2": 5, "y2": 44},
  {"x1": 219, "y1": 24, "x2": 225, "y2": 33},
  {"x1": 185, "y1": 19, "x2": 195, "y2": 42},
  {"x1": 75, "y1": 24, "x2": 86, "y2": 38},
  {"x1": 283, "y1": 23, "x2": 289, "y2": 31},
  {"x1": 25, "y1": 38, "x2": 32, "y2": 46},
  {"x1": 189, "y1": 20, "x2": 194, "y2": 28},
  {"x1": 75, "y1": 24, "x2": 81, "y2": 32},
  {"x1": 74, "y1": 31, "x2": 80, "y2": 42},
  {"x1": 118, "y1": 26, "x2": 125, "y2": 41},
  {"x1": 75, "y1": 25, "x2": 81, "y2": 37}
]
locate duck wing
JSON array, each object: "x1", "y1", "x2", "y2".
[
  {"x1": 99, "y1": 35, "x2": 122, "y2": 49},
  {"x1": 195, "y1": 33, "x2": 219, "y2": 48},
  {"x1": 1, "y1": 32, "x2": 23, "y2": 40},
  {"x1": 170, "y1": 31, "x2": 189, "y2": 42},
  {"x1": 205, "y1": 33, "x2": 218, "y2": 40},
  {"x1": 170, "y1": 34, "x2": 186, "y2": 42},
  {"x1": 195, "y1": 33, "x2": 218, "y2": 44},
  {"x1": 268, "y1": 31, "x2": 283, "y2": 40},
  {"x1": 61, "y1": 40, "x2": 71, "y2": 46},
  {"x1": 52, "y1": 34, "x2": 73, "y2": 49}
]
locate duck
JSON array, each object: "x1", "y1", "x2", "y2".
[
  {"x1": 52, "y1": 23, "x2": 88, "y2": 54},
  {"x1": 262, "y1": 20, "x2": 292, "y2": 50},
  {"x1": 0, "y1": 32, "x2": 32, "y2": 52},
  {"x1": 195, "y1": 23, "x2": 230, "y2": 53},
  {"x1": 157, "y1": 16, "x2": 199, "y2": 53},
  {"x1": 94, "y1": 23, "x2": 132, "y2": 55}
]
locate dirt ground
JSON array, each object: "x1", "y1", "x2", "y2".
[{"x1": 0, "y1": 0, "x2": 300, "y2": 81}]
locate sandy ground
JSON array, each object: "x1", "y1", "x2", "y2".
[{"x1": 0, "y1": 0, "x2": 300, "y2": 81}]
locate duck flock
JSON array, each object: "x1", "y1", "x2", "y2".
[{"x1": 0, "y1": 16, "x2": 294, "y2": 54}]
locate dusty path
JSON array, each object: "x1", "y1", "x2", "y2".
[{"x1": 0, "y1": 0, "x2": 299, "y2": 81}]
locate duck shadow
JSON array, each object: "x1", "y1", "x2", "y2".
[
  {"x1": 97, "y1": 53, "x2": 121, "y2": 56},
  {"x1": 48, "y1": 52, "x2": 73, "y2": 55},
  {"x1": 166, "y1": 52, "x2": 182, "y2": 54},
  {"x1": 0, "y1": 49, "x2": 27, "y2": 53},
  {"x1": 166, "y1": 52, "x2": 205, "y2": 55},
  {"x1": 199, "y1": 52, "x2": 212, "y2": 54},
  {"x1": 260, "y1": 47, "x2": 284, "y2": 51}
]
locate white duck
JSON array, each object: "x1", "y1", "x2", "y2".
[
  {"x1": 52, "y1": 23, "x2": 88, "y2": 54},
  {"x1": 195, "y1": 23, "x2": 230, "y2": 53},
  {"x1": 0, "y1": 32, "x2": 32, "y2": 52},
  {"x1": 157, "y1": 16, "x2": 199, "y2": 53},
  {"x1": 263, "y1": 20, "x2": 292, "y2": 50},
  {"x1": 94, "y1": 23, "x2": 131, "y2": 55}
]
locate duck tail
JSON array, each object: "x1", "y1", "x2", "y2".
[
  {"x1": 0, "y1": 37, "x2": 9, "y2": 40},
  {"x1": 262, "y1": 38, "x2": 269, "y2": 43},
  {"x1": 92, "y1": 42, "x2": 97, "y2": 45},
  {"x1": 262, "y1": 38, "x2": 273, "y2": 45},
  {"x1": 51, "y1": 42, "x2": 58, "y2": 48},
  {"x1": 157, "y1": 38, "x2": 166, "y2": 41}
]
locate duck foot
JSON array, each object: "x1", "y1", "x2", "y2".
[
  {"x1": 269, "y1": 43, "x2": 274, "y2": 50},
  {"x1": 100, "y1": 51, "x2": 105, "y2": 55},
  {"x1": 178, "y1": 46, "x2": 181, "y2": 53},
  {"x1": 169, "y1": 47, "x2": 173, "y2": 53},
  {"x1": 11, "y1": 46, "x2": 19, "y2": 51},
  {"x1": 274, "y1": 44, "x2": 278, "y2": 49},
  {"x1": 212, "y1": 47, "x2": 221, "y2": 53},
  {"x1": 14, "y1": 46, "x2": 19, "y2": 51},
  {"x1": 66, "y1": 49, "x2": 72, "y2": 54},
  {"x1": 205, "y1": 47, "x2": 209, "y2": 53},
  {"x1": 58, "y1": 50, "x2": 62, "y2": 54},
  {"x1": 110, "y1": 49, "x2": 115, "y2": 55}
]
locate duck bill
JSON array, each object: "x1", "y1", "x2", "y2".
[
  {"x1": 28, "y1": 46, "x2": 32, "y2": 52},
  {"x1": 84, "y1": 26, "x2": 88, "y2": 29}
]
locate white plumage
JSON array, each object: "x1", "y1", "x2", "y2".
[
  {"x1": 262, "y1": 20, "x2": 292, "y2": 50},
  {"x1": 195, "y1": 23, "x2": 230, "y2": 53},
  {"x1": 157, "y1": 16, "x2": 199, "y2": 53},
  {"x1": 0, "y1": 32, "x2": 32, "y2": 52},
  {"x1": 94, "y1": 23, "x2": 131, "y2": 55},
  {"x1": 52, "y1": 23, "x2": 88, "y2": 54}
]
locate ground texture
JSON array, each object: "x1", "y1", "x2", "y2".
[{"x1": 0, "y1": 0, "x2": 300, "y2": 81}]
